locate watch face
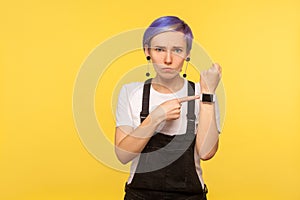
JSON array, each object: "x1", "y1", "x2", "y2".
[{"x1": 202, "y1": 94, "x2": 213, "y2": 102}]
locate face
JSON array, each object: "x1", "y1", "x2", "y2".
[{"x1": 145, "y1": 31, "x2": 189, "y2": 80}]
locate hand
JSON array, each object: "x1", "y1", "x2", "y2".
[
  {"x1": 151, "y1": 96, "x2": 200, "y2": 122},
  {"x1": 200, "y1": 63, "x2": 222, "y2": 94}
]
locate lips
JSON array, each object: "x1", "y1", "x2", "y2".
[{"x1": 161, "y1": 67, "x2": 174, "y2": 71}]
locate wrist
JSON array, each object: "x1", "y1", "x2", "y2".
[
  {"x1": 200, "y1": 87, "x2": 215, "y2": 94},
  {"x1": 149, "y1": 107, "x2": 165, "y2": 125},
  {"x1": 200, "y1": 93, "x2": 216, "y2": 103}
]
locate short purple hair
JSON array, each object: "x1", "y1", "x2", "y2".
[{"x1": 143, "y1": 16, "x2": 194, "y2": 53}]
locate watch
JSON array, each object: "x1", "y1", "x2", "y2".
[{"x1": 200, "y1": 93, "x2": 215, "y2": 103}]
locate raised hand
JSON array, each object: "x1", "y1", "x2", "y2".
[{"x1": 200, "y1": 63, "x2": 222, "y2": 94}]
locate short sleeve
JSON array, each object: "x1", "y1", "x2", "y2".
[{"x1": 116, "y1": 85, "x2": 134, "y2": 127}]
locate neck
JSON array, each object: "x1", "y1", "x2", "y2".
[{"x1": 152, "y1": 75, "x2": 184, "y2": 94}]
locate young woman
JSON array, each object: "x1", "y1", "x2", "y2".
[{"x1": 115, "y1": 16, "x2": 222, "y2": 200}]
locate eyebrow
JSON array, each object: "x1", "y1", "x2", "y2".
[
  {"x1": 152, "y1": 45, "x2": 184, "y2": 48},
  {"x1": 172, "y1": 46, "x2": 184, "y2": 48},
  {"x1": 152, "y1": 46, "x2": 166, "y2": 48}
]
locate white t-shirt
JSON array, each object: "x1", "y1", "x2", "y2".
[{"x1": 116, "y1": 79, "x2": 221, "y2": 187}]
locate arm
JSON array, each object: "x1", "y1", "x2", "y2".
[
  {"x1": 115, "y1": 111, "x2": 163, "y2": 164},
  {"x1": 115, "y1": 95, "x2": 200, "y2": 164},
  {"x1": 196, "y1": 63, "x2": 222, "y2": 160},
  {"x1": 196, "y1": 102, "x2": 219, "y2": 161}
]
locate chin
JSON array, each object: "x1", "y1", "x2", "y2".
[{"x1": 157, "y1": 73, "x2": 180, "y2": 80}]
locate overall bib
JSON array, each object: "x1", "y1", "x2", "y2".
[{"x1": 124, "y1": 79, "x2": 208, "y2": 200}]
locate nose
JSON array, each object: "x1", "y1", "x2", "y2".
[{"x1": 164, "y1": 50, "x2": 172, "y2": 65}]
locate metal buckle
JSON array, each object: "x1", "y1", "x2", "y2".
[{"x1": 203, "y1": 184, "x2": 208, "y2": 194}]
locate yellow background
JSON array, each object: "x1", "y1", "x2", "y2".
[{"x1": 1, "y1": 0, "x2": 300, "y2": 199}]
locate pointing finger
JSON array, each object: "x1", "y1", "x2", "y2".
[{"x1": 178, "y1": 95, "x2": 200, "y2": 103}]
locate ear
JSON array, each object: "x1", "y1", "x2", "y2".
[
  {"x1": 144, "y1": 44, "x2": 150, "y2": 57},
  {"x1": 186, "y1": 51, "x2": 191, "y2": 60}
]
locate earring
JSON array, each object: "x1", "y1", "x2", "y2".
[
  {"x1": 183, "y1": 57, "x2": 190, "y2": 78},
  {"x1": 146, "y1": 56, "x2": 151, "y2": 77}
]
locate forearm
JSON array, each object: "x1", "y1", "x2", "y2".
[
  {"x1": 115, "y1": 96, "x2": 200, "y2": 164},
  {"x1": 196, "y1": 102, "x2": 219, "y2": 160},
  {"x1": 115, "y1": 112, "x2": 163, "y2": 164}
]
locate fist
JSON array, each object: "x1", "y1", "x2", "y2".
[{"x1": 200, "y1": 63, "x2": 222, "y2": 94}]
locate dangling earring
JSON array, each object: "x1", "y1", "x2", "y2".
[
  {"x1": 146, "y1": 56, "x2": 151, "y2": 77},
  {"x1": 183, "y1": 57, "x2": 190, "y2": 78}
]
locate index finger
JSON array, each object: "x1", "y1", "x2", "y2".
[{"x1": 178, "y1": 95, "x2": 200, "y2": 103}]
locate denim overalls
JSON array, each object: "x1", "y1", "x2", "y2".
[{"x1": 124, "y1": 79, "x2": 208, "y2": 200}]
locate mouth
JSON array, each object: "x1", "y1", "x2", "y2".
[{"x1": 161, "y1": 67, "x2": 174, "y2": 71}]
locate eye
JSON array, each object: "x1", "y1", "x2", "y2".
[
  {"x1": 154, "y1": 47, "x2": 165, "y2": 52},
  {"x1": 173, "y1": 48, "x2": 183, "y2": 53}
]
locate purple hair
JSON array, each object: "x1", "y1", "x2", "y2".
[{"x1": 143, "y1": 16, "x2": 194, "y2": 53}]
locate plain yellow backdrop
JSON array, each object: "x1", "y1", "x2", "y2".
[{"x1": 1, "y1": 0, "x2": 300, "y2": 199}]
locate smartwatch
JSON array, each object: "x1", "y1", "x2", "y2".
[{"x1": 200, "y1": 93, "x2": 215, "y2": 103}]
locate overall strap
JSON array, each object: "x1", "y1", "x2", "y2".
[
  {"x1": 140, "y1": 79, "x2": 196, "y2": 130},
  {"x1": 186, "y1": 81, "x2": 196, "y2": 135},
  {"x1": 140, "y1": 78, "x2": 152, "y2": 123}
]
